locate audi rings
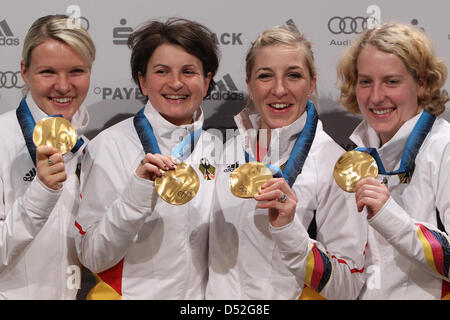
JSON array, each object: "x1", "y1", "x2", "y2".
[
  {"x1": 328, "y1": 16, "x2": 368, "y2": 35},
  {"x1": 0, "y1": 71, "x2": 24, "y2": 89}
]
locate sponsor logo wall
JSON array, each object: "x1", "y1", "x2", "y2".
[{"x1": 1, "y1": 0, "x2": 449, "y2": 149}]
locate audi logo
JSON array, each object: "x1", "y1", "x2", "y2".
[
  {"x1": 328, "y1": 16, "x2": 368, "y2": 35},
  {"x1": 0, "y1": 71, "x2": 25, "y2": 89}
]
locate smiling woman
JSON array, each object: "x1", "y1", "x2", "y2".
[
  {"x1": 0, "y1": 14, "x2": 95, "y2": 299},
  {"x1": 207, "y1": 25, "x2": 367, "y2": 300},
  {"x1": 337, "y1": 21, "x2": 450, "y2": 300},
  {"x1": 74, "y1": 17, "x2": 221, "y2": 300},
  {"x1": 21, "y1": 39, "x2": 91, "y2": 121},
  {"x1": 138, "y1": 43, "x2": 211, "y2": 126}
]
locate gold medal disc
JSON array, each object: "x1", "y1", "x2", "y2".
[
  {"x1": 154, "y1": 162, "x2": 200, "y2": 205},
  {"x1": 333, "y1": 151, "x2": 378, "y2": 192},
  {"x1": 32, "y1": 117, "x2": 78, "y2": 154},
  {"x1": 229, "y1": 161, "x2": 273, "y2": 198}
]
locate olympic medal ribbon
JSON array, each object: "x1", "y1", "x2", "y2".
[
  {"x1": 355, "y1": 110, "x2": 435, "y2": 176},
  {"x1": 16, "y1": 97, "x2": 37, "y2": 166},
  {"x1": 133, "y1": 106, "x2": 202, "y2": 161},
  {"x1": 133, "y1": 106, "x2": 203, "y2": 205},
  {"x1": 133, "y1": 107, "x2": 161, "y2": 155},
  {"x1": 243, "y1": 151, "x2": 283, "y2": 178},
  {"x1": 16, "y1": 97, "x2": 85, "y2": 166},
  {"x1": 282, "y1": 100, "x2": 318, "y2": 187}
]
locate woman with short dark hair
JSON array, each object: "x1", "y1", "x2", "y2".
[{"x1": 74, "y1": 17, "x2": 220, "y2": 300}]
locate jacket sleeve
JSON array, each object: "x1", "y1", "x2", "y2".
[
  {"x1": 74, "y1": 138, "x2": 158, "y2": 273},
  {"x1": 270, "y1": 182, "x2": 367, "y2": 300},
  {"x1": 369, "y1": 197, "x2": 449, "y2": 282},
  {"x1": 368, "y1": 141, "x2": 449, "y2": 282},
  {"x1": 0, "y1": 175, "x2": 61, "y2": 270}
]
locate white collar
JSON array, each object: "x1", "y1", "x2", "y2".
[
  {"x1": 350, "y1": 111, "x2": 423, "y2": 171},
  {"x1": 234, "y1": 107, "x2": 315, "y2": 166},
  {"x1": 25, "y1": 95, "x2": 90, "y2": 136},
  {"x1": 143, "y1": 101, "x2": 204, "y2": 156}
]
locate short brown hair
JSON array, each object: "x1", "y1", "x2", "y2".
[
  {"x1": 128, "y1": 17, "x2": 220, "y2": 97},
  {"x1": 337, "y1": 21, "x2": 448, "y2": 116}
]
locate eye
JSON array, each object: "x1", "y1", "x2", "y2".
[
  {"x1": 183, "y1": 69, "x2": 197, "y2": 75},
  {"x1": 71, "y1": 68, "x2": 87, "y2": 75},
  {"x1": 256, "y1": 73, "x2": 272, "y2": 80},
  {"x1": 386, "y1": 78, "x2": 400, "y2": 86},
  {"x1": 288, "y1": 72, "x2": 302, "y2": 79},
  {"x1": 357, "y1": 78, "x2": 371, "y2": 87},
  {"x1": 39, "y1": 69, "x2": 55, "y2": 75}
]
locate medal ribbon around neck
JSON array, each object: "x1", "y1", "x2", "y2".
[
  {"x1": 232, "y1": 101, "x2": 318, "y2": 198},
  {"x1": 133, "y1": 106, "x2": 203, "y2": 205},
  {"x1": 133, "y1": 106, "x2": 202, "y2": 159},
  {"x1": 355, "y1": 110, "x2": 435, "y2": 175},
  {"x1": 243, "y1": 100, "x2": 318, "y2": 187},
  {"x1": 16, "y1": 97, "x2": 84, "y2": 167}
]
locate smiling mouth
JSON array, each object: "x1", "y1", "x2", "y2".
[
  {"x1": 50, "y1": 97, "x2": 73, "y2": 104},
  {"x1": 269, "y1": 103, "x2": 291, "y2": 110},
  {"x1": 163, "y1": 94, "x2": 188, "y2": 101},
  {"x1": 370, "y1": 107, "x2": 396, "y2": 115}
]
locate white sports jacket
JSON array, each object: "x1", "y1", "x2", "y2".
[
  {"x1": 206, "y1": 107, "x2": 367, "y2": 299},
  {"x1": 352, "y1": 111, "x2": 450, "y2": 300},
  {"x1": 0, "y1": 95, "x2": 89, "y2": 299},
  {"x1": 75, "y1": 102, "x2": 220, "y2": 299}
]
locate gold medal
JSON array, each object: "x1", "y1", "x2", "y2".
[
  {"x1": 229, "y1": 161, "x2": 273, "y2": 198},
  {"x1": 154, "y1": 162, "x2": 200, "y2": 205},
  {"x1": 32, "y1": 117, "x2": 78, "y2": 155},
  {"x1": 333, "y1": 151, "x2": 378, "y2": 193}
]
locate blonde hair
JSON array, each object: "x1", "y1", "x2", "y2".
[
  {"x1": 246, "y1": 25, "x2": 316, "y2": 81},
  {"x1": 245, "y1": 25, "x2": 318, "y2": 106},
  {"x1": 22, "y1": 14, "x2": 96, "y2": 70},
  {"x1": 337, "y1": 21, "x2": 448, "y2": 116}
]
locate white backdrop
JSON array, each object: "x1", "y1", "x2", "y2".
[{"x1": 1, "y1": 0, "x2": 450, "y2": 149}]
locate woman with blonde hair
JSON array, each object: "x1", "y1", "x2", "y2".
[
  {"x1": 207, "y1": 25, "x2": 366, "y2": 299},
  {"x1": 337, "y1": 21, "x2": 450, "y2": 299},
  {"x1": 0, "y1": 14, "x2": 95, "y2": 299}
]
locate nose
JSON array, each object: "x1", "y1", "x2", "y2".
[
  {"x1": 54, "y1": 73, "x2": 71, "y2": 94},
  {"x1": 168, "y1": 73, "x2": 183, "y2": 91},
  {"x1": 370, "y1": 82, "x2": 386, "y2": 106},
  {"x1": 272, "y1": 78, "x2": 287, "y2": 98}
]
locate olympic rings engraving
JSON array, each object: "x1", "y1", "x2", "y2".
[
  {"x1": 0, "y1": 71, "x2": 24, "y2": 89},
  {"x1": 328, "y1": 16, "x2": 368, "y2": 35}
]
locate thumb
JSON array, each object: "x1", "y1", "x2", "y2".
[{"x1": 36, "y1": 145, "x2": 58, "y2": 161}]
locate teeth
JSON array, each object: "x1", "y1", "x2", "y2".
[
  {"x1": 372, "y1": 108, "x2": 394, "y2": 115},
  {"x1": 165, "y1": 95, "x2": 187, "y2": 100},
  {"x1": 51, "y1": 97, "x2": 73, "y2": 103},
  {"x1": 270, "y1": 103, "x2": 290, "y2": 109}
]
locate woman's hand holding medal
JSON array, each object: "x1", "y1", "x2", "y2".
[
  {"x1": 255, "y1": 178, "x2": 298, "y2": 228},
  {"x1": 354, "y1": 177, "x2": 390, "y2": 219},
  {"x1": 36, "y1": 145, "x2": 66, "y2": 190},
  {"x1": 136, "y1": 154, "x2": 179, "y2": 181}
]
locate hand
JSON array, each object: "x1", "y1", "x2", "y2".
[
  {"x1": 136, "y1": 153, "x2": 179, "y2": 181},
  {"x1": 254, "y1": 178, "x2": 298, "y2": 228},
  {"x1": 36, "y1": 145, "x2": 66, "y2": 190},
  {"x1": 354, "y1": 177, "x2": 390, "y2": 219}
]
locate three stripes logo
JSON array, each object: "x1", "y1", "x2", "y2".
[
  {"x1": 206, "y1": 74, "x2": 244, "y2": 101},
  {"x1": 23, "y1": 168, "x2": 36, "y2": 182},
  {"x1": 0, "y1": 20, "x2": 19, "y2": 46},
  {"x1": 224, "y1": 161, "x2": 239, "y2": 172}
]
